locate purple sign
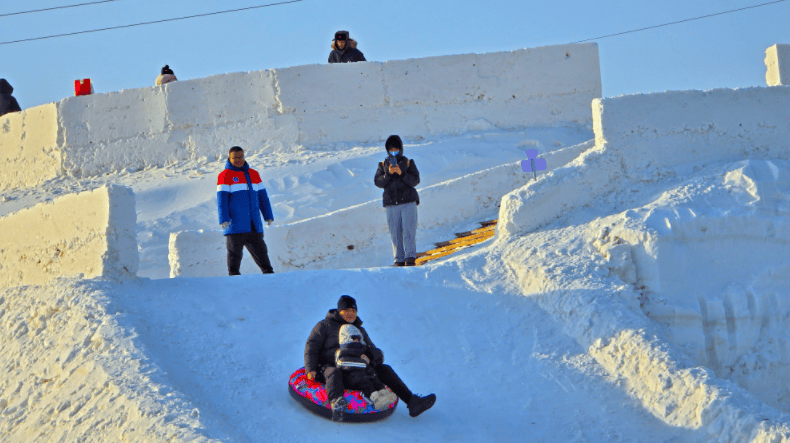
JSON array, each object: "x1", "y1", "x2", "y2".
[{"x1": 521, "y1": 149, "x2": 547, "y2": 180}]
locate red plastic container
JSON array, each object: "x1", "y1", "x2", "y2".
[{"x1": 74, "y1": 79, "x2": 92, "y2": 96}]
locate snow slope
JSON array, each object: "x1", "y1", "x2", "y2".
[{"x1": 3, "y1": 47, "x2": 790, "y2": 441}]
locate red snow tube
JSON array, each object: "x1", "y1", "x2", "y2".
[{"x1": 288, "y1": 367, "x2": 398, "y2": 422}]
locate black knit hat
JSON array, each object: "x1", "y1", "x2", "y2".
[
  {"x1": 161, "y1": 65, "x2": 174, "y2": 75},
  {"x1": 385, "y1": 135, "x2": 403, "y2": 151},
  {"x1": 337, "y1": 295, "x2": 357, "y2": 311},
  {"x1": 334, "y1": 31, "x2": 349, "y2": 41}
]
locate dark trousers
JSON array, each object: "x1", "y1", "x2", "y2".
[
  {"x1": 226, "y1": 231, "x2": 274, "y2": 275},
  {"x1": 323, "y1": 364, "x2": 413, "y2": 404}
]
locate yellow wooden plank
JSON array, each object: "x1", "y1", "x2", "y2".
[
  {"x1": 423, "y1": 232, "x2": 494, "y2": 256},
  {"x1": 417, "y1": 232, "x2": 495, "y2": 265}
]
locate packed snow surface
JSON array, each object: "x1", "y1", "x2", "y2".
[{"x1": 4, "y1": 69, "x2": 790, "y2": 440}]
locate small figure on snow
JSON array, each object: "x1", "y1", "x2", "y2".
[
  {"x1": 374, "y1": 135, "x2": 421, "y2": 266},
  {"x1": 155, "y1": 65, "x2": 178, "y2": 86},
  {"x1": 305, "y1": 295, "x2": 435, "y2": 421},
  {"x1": 335, "y1": 324, "x2": 398, "y2": 410},
  {"x1": 0, "y1": 79, "x2": 22, "y2": 117},
  {"x1": 328, "y1": 30, "x2": 366, "y2": 64},
  {"x1": 216, "y1": 146, "x2": 275, "y2": 275}
]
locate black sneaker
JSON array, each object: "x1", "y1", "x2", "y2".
[
  {"x1": 394, "y1": 262, "x2": 406, "y2": 267},
  {"x1": 405, "y1": 257, "x2": 416, "y2": 267},
  {"x1": 331, "y1": 397, "x2": 348, "y2": 422},
  {"x1": 407, "y1": 393, "x2": 436, "y2": 417}
]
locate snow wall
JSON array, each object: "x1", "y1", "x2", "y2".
[
  {"x1": 499, "y1": 86, "x2": 790, "y2": 237},
  {"x1": 0, "y1": 185, "x2": 138, "y2": 288},
  {"x1": 497, "y1": 86, "x2": 790, "y2": 440},
  {"x1": 766, "y1": 44, "x2": 790, "y2": 86},
  {"x1": 0, "y1": 43, "x2": 601, "y2": 192},
  {"x1": 168, "y1": 141, "x2": 593, "y2": 277}
]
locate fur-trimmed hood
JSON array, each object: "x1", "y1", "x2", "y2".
[{"x1": 331, "y1": 39, "x2": 358, "y2": 50}]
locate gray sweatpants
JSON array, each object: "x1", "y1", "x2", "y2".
[{"x1": 385, "y1": 202, "x2": 418, "y2": 262}]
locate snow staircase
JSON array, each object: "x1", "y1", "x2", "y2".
[{"x1": 416, "y1": 220, "x2": 497, "y2": 266}]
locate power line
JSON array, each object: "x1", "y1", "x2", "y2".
[
  {"x1": 572, "y1": 0, "x2": 790, "y2": 44},
  {"x1": 0, "y1": 0, "x2": 306, "y2": 45},
  {"x1": 0, "y1": 0, "x2": 125, "y2": 18}
]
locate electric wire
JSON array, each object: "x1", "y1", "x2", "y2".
[
  {"x1": 571, "y1": 0, "x2": 790, "y2": 44},
  {"x1": 0, "y1": 0, "x2": 125, "y2": 18},
  {"x1": 0, "y1": 0, "x2": 305, "y2": 46}
]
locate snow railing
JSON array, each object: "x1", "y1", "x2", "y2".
[
  {"x1": 0, "y1": 43, "x2": 601, "y2": 191},
  {"x1": 498, "y1": 86, "x2": 790, "y2": 237},
  {"x1": 0, "y1": 185, "x2": 138, "y2": 287},
  {"x1": 168, "y1": 141, "x2": 592, "y2": 277}
]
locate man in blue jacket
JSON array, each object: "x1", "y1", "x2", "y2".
[{"x1": 217, "y1": 146, "x2": 275, "y2": 275}]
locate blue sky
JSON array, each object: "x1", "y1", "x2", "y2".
[{"x1": 1, "y1": 0, "x2": 788, "y2": 109}]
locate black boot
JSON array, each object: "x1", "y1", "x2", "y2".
[
  {"x1": 407, "y1": 393, "x2": 436, "y2": 417},
  {"x1": 394, "y1": 261, "x2": 405, "y2": 267},
  {"x1": 331, "y1": 397, "x2": 348, "y2": 422},
  {"x1": 405, "y1": 257, "x2": 416, "y2": 267}
]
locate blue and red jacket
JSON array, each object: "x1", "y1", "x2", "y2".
[{"x1": 217, "y1": 160, "x2": 274, "y2": 235}]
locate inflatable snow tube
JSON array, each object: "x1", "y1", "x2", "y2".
[{"x1": 288, "y1": 367, "x2": 398, "y2": 422}]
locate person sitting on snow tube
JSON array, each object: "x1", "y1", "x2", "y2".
[
  {"x1": 304, "y1": 295, "x2": 436, "y2": 421},
  {"x1": 335, "y1": 324, "x2": 397, "y2": 410}
]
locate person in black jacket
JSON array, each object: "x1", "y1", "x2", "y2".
[
  {"x1": 374, "y1": 135, "x2": 420, "y2": 266},
  {"x1": 304, "y1": 295, "x2": 435, "y2": 421},
  {"x1": 328, "y1": 30, "x2": 366, "y2": 64},
  {"x1": 0, "y1": 79, "x2": 22, "y2": 117}
]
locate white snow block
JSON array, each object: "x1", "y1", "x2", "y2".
[
  {"x1": 164, "y1": 70, "x2": 278, "y2": 129},
  {"x1": 765, "y1": 44, "x2": 790, "y2": 86},
  {"x1": 0, "y1": 185, "x2": 138, "y2": 287},
  {"x1": 499, "y1": 86, "x2": 790, "y2": 237},
  {"x1": 275, "y1": 62, "x2": 387, "y2": 114},
  {"x1": 0, "y1": 103, "x2": 60, "y2": 191},
  {"x1": 57, "y1": 88, "x2": 168, "y2": 176}
]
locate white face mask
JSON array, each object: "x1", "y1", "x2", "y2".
[{"x1": 388, "y1": 150, "x2": 399, "y2": 157}]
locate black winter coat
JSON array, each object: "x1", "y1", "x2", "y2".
[
  {"x1": 304, "y1": 310, "x2": 384, "y2": 374},
  {"x1": 328, "y1": 43, "x2": 366, "y2": 63},
  {"x1": 374, "y1": 154, "x2": 420, "y2": 207},
  {"x1": 0, "y1": 79, "x2": 21, "y2": 117}
]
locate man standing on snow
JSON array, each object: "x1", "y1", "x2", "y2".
[
  {"x1": 304, "y1": 295, "x2": 436, "y2": 422},
  {"x1": 217, "y1": 146, "x2": 275, "y2": 275},
  {"x1": 328, "y1": 30, "x2": 366, "y2": 63}
]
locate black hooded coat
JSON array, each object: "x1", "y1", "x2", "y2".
[
  {"x1": 374, "y1": 145, "x2": 420, "y2": 207},
  {"x1": 0, "y1": 79, "x2": 21, "y2": 117},
  {"x1": 328, "y1": 39, "x2": 367, "y2": 63},
  {"x1": 304, "y1": 310, "x2": 384, "y2": 375}
]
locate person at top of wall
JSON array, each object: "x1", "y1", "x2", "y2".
[
  {"x1": 217, "y1": 146, "x2": 276, "y2": 276},
  {"x1": 0, "y1": 79, "x2": 22, "y2": 117},
  {"x1": 155, "y1": 65, "x2": 178, "y2": 86},
  {"x1": 328, "y1": 30, "x2": 366, "y2": 64}
]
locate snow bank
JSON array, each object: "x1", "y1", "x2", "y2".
[
  {"x1": 766, "y1": 44, "x2": 790, "y2": 86},
  {"x1": 499, "y1": 220, "x2": 790, "y2": 442},
  {"x1": 592, "y1": 159, "x2": 790, "y2": 412},
  {"x1": 0, "y1": 278, "x2": 223, "y2": 442},
  {"x1": 0, "y1": 185, "x2": 138, "y2": 287},
  {"x1": 499, "y1": 86, "x2": 790, "y2": 237},
  {"x1": 0, "y1": 44, "x2": 600, "y2": 190},
  {"x1": 168, "y1": 142, "x2": 592, "y2": 277}
]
